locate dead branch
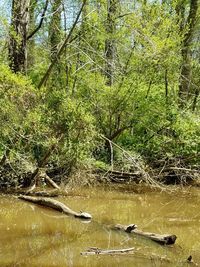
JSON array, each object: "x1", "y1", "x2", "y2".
[
  {"x1": 81, "y1": 247, "x2": 135, "y2": 256},
  {"x1": 44, "y1": 173, "x2": 60, "y2": 189},
  {"x1": 18, "y1": 195, "x2": 92, "y2": 220},
  {"x1": 100, "y1": 134, "x2": 163, "y2": 187},
  {"x1": 114, "y1": 224, "x2": 177, "y2": 245}
]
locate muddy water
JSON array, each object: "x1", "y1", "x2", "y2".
[{"x1": 0, "y1": 186, "x2": 200, "y2": 267}]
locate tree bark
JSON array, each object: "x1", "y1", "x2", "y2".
[
  {"x1": 49, "y1": 0, "x2": 62, "y2": 62},
  {"x1": 9, "y1": 0, "x2": 30, "y2": 73}
]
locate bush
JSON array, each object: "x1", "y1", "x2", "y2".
[{"x1": 0, "y1": 64, "x2": 96, "y2": 179}]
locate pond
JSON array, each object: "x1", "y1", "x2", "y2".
[{"x1": 0, "y1": 185, "x2": 200, "y2": 266}]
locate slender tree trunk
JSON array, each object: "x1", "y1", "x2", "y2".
[
  {"x1": 38, "y1": 0, "x2": 86, "y2": 89},
  {"x1": 49, "y1": 0, "x2": 62, "y2": 62},
  {"x1": 105, "y1": 0, "x2": 119, "y2": 86},
  {"x1": 49, "y1": 0, "x2": 62, "y2": 85},
  {"x1": 9, "y1": 0, "x2": 30, "y2": 73},
  {"x1": 178, "y1": 0, "x2": 198, "y2": 105},
  {"x1": 27, "y1": 0, "x2": 37, "y2": 70}
]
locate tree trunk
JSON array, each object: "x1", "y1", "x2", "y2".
[
  {"x1": 38, "y1": 0, "x2": 86, "y2": 88},
  {"x1": 178, "y1": 0, "x2": 198, "y2": 105},
  {"x1": 9, "y1": 0, "x2": 30, "y2": 73},
  {"x1": 49, "y1": 0, "x2": 62, "y2": 62},
  {"x1": 105, "y1": 0, "x2": 119, "y2": 86},
  {"x1": 49, "y1": 0, "x2": 62, "y2": 85},
  {"x1": 27, "y1": 0, "x2": 37, "y2": 70}
]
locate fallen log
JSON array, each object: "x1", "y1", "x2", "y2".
[
  {"x1": 114, "y1": 224, "x2": 177, "y2": 245},
  {"x1": 81, "y1": 247, "x2": 135, "y2": 255},
  {"x1": 25, "y1": 189, "x2": 59, "y2": 197},
  {"x1": 18, "y1": 195, "x2": 92, "y2": 220}
]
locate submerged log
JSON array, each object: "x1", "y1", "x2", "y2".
[
  {"x1": 81, "y1": 247, "x2": 135, "y2": 256},
  {"x1": 114, "y1": 224, "x2": 177, "y2": 245},
  {"x1": 25, "y1": 189, "x2": 59, "y2": 197},
  {"x1": 18, "y1": 195, "x2": 92, "y2": 220}
]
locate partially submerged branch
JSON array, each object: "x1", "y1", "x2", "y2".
[
  {"x1": 81, "y1": 247, "x2": 135, "y2": 256},
  {"x1": 114, "y1": 224, "x2": 177, "y2": 245},
  {"x1": 18, "y1": 195, "x2": 92, "y2": 220}
]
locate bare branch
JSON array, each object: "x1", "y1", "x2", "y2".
[
  {"x1": 27, "y1": 0, "x2": 49, "y2": 40},
  {"x1": 38, "y1": 0, "x2": 87, "y2": 88}
]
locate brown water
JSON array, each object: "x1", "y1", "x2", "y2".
[{"x1": 0, "y1": 185, "x2": 200, "y2": 267}]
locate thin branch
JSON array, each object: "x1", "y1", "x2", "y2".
[
  {"x1": 38, "y1": 0, "x2": 87, "y2": 89},
  {"x1": 27, "y1": 0, "x2": 49, "y2": 40},
  {"x1": 116, "y1": 12, "x2": 133, "y2": 19}
]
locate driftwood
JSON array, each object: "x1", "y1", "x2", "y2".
[
  {"x1": 18, "y1": 195, "x2": 92, "y2": 220},
  {"x1": 81, "y1": 247, "x2": 171, "y2": 263},
  {"x1": 81, "y1": 247, "x2": 135, "y2": 256},
  {"x1": 114, "y1": 224, "x2": 177, "y2": 245}
]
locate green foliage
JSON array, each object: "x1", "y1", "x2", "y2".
[
  {"x1": 0, "y1": 0, "x2": 200, "y2": 185},
  {"x1": 0, "y1": 64, "x2": 95, "y2": 173},
  {"x1": 118, "y1": 85, "x2": 200, "y2": 164}
]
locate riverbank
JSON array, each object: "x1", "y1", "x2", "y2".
[{"x1": 0, "y1": 160, "x2": 200, "y2": 192}]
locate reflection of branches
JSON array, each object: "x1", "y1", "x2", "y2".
[{"x1": 14, "y1": 238, "x2": 66, "y2": 266}]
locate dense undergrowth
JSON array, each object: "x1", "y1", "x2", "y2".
[{"x1": 0, "y1": 64, "x2": 199, "y2": 189}]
